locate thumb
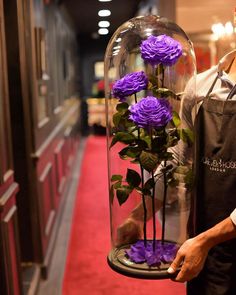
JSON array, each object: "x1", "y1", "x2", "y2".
[{"x1": 167, "y1": 251, "x2": 184, "y2": 274}]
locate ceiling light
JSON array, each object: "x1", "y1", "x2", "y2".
[
  {"x1": 225, "y1": 21, "x2": 233, "y2": 35},
  {"x1": 98, "y1": 0, "x2": 112, "y2": 2},
  {"x1": 98, "y1": 21, "x2": 110, "y2": 28},
  {"x1": 211, "y1": 23, "x2": 225, "y2": 39},
  {"x1": 98, "y1": 28, "x2": 109, "y2": 35},
  {"x1": 211, "y1": 21, "x2": 234, "y2": 39},
  {"x1": 98, "y1": 10, "x2": 111, "y2": 17}
]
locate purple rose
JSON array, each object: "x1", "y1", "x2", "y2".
[
  {"x1": 126, "y1": 240, "x2": 146, "y2": 263},
  {"x1": 129, "y1": 96, "x2": 172, "y2": 129},
  {"x1": 140, "y1": 35, "x2": 182, "y2": 66},
  {"x1": 125, "y1": 240, "x2": 178, "y2": 266},
  {"x1": 112, "y1": 71, "x2": 148, "y2": 101}
]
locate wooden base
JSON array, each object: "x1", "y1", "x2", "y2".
[{"x1": 107, "y1": 244, "x2": 179, "y2": 280}]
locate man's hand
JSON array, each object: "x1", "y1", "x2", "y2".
[
  {"x1": 168, "y1": 217, "x2": 236, "y2": 282},
  {"x1": 167, "y1": 236, "x2": 210, "y2": 282},
  {"x1": 116, "y1": 217, "x2": 142, "y2": 247}
]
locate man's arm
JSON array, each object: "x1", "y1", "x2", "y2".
[{"x1": 167, "y1": 216, "x2": 236, "y2": 282}]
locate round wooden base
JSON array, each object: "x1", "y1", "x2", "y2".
[{"x1": 107, "y1": 243, "x2": 179, "y2": 280}]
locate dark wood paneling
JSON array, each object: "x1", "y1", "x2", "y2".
[
  {"x1": 38, "y1": 162, "x2": 56, "y2": 253},
  {"x1": 0, "y1": 0, "x2": 23, "y2": 293},
  {"x1": 0, "y1": 0, "x2": 13, "y2": 184},
  {"x1": 34, "y1": 101, "x2": 80, "y2": 274},
  {"x1": 0, "y1": 183, "x2": 23, "y2": 295},
  {"x1": 54, "y1": 139, "x2": 66, "y2": 198},
  {"x1": 2, "y1": 0, "x2": 81, "y2": 283}
]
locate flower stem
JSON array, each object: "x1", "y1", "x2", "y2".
[
  {"x1": 161, "y1": 160, "x2": 167, "y2": 245},
  {"x1": 135, "y1": 92, "x2": 147, "y2": 246},
  {"x1": 141, "y1": 167, "x2": 147, "y2": 246},
  {"x1": 135, "y1": 93, "x2": 141, "y2": 139},
  {"x1": 161, "y1": 64, "x2": 165, "y2": 87},
  {"x1": 151, "y1": 170, "x2": 156, "y2": 251},
  {"x1": 161, "y1": 65, "x2": 167, "y2": 245},
  {"x1": 150, "y1": 127, "x2": 156, "y2": 251}
]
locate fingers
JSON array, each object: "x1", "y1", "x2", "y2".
[
  {"x1": 167, "y1": 250, "x2": 184, "y2": 274},
  {"x1": 171, "y1": 254, "x2": 201, "y2": 282},
  {"x1": 174, "y1": 262, "x2": 199, "y2": 282}
]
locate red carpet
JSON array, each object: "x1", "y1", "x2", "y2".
[{"x1": 62, "y1": 135, "x2": 186, "y2": 295}]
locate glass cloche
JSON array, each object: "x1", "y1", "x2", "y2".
[{"x1": 105, "y1": 15, "x2": 196, "y2": 279}]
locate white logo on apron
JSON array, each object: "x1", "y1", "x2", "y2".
[{"x1": 202, "y1": 157, "x2": 236, "y2": 173}]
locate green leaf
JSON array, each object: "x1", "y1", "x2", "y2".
[
  {"x1": 134, "y1": 186, "x2": 151, "y2": 196},
  {"x1": 144, "y1": 178, "x2": 155, "y2": 190},
  {"x1": 160, "y1": 151, "x2": 174, "y2": 161},
  {"x1": 118, "y1": 147, "x2": 130, "y2": 159},
  {"x1": 166, "y1": 135, "x2": 179, "y2": 148},
  {"x1": 116, "y1": 186, "x2": 132, "y2": 205},
  {"x1": 179, "y1": 128, "x2": 194, "y2": 145},
  {"x1": 184, "y1": 169, "x2": 194, "y2": 190},
  {"x1": 135, "y1": 139, "x2": 149, "y2": 149},
  {"x1": 113, "y1": 112, "x2": 122, "y2": 127},
  {"x1": 141, "y1": 136, "x2": 151, "y2": 148},
  {"x1": 139, "y1": 151, "x2": 159, "y2": 172},
  {"x1": 113, "y1": 181, "x2": 122, "y2": 189},
  {"x1": 116, "y1": 102, "x2": 129, "y2": 112},
  {"x1": 153, "y1": 87, "x2": 177, "y2": 98},
  {"x1": 172, "y1": 111, "x2": 181, "y2": 128},
  {"x1": 119, "y1": 146, "x2": 141, "y2": 159},
  {"x1": 142, "y1": 188, "x2": 152, "y2": 196},
  {"x1": 126, "y1": 169, "x2": 141, "y2": 187},
  {"x1": 111, "y1": 174, "x2": 123, "y2": 182},
  {"x1": 131, "y1": 159, "x2": 140, "y2": 164},
  {"x1": 110, "y1": 132, "x2": 135, "y2": 148},
  {"x1": 151, "y1": 136, "x2": 167, "y2": 152},
  {"x1": 124, "y1": 119, "x2": 135, "y2": 128}
]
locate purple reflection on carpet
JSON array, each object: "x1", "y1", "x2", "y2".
[{"x1": 125, "y1": 240, "x2": 178, "y2": 266}]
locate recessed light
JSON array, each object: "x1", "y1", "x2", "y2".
[
  {"x1": 98, "y1": 9, "x2": 111, "y2": 17},
  {"x1": 98, "y1": 21, "x2": 110, "y2": 28},
  {"x1": 98, "y1": 28, "x2": 109, "y2": 35}
]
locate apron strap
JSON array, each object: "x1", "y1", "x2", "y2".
[
  {"x1": 226, "y1": 83, "x2": 236, "y2": 100},
  {"x1": 205, "y1": 71, "x2": 236, "y2": 101},
  {"x1": 205, "y1": 71, "x2": 222, "y2": 98}
]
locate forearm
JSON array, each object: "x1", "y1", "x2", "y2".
[{"x1": 195, "y1": 217, "x2": 236, "y2": 249}]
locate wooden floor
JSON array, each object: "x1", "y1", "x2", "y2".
[{"x1": 36, "y1": 138, "x2": 86, "y2": 295}]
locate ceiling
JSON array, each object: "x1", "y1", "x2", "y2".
[
  {"x1": 61, "y1": 0, "x2": 236, "y2": 37},
  {"x1": 61, "y1": 0, "x2": 143, "y2": 37}
]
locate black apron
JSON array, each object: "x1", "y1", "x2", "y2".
[{"x1": 187, "y1": 73, "x2": 236, "y2": 295}]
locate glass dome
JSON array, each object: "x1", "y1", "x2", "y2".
[{"x1": 105, "y1": 15, "x2": 196, "y2": 279}]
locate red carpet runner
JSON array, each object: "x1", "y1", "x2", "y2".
[{"x1": 62, "y1": 135, "x2": 185, "y2": 295}]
